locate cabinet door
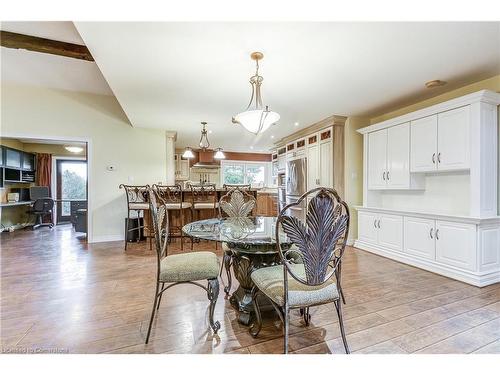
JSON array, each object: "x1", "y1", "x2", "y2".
[
  {"x1": 435, "y1": 221, "x2": 476, "y2": 271},
  {"x1": 368, "y1": 129, "x2": 387, "y2": 189},
  {"x1": 387, "y1": 123, "x2": 410, "y2": 189},
  {"x1": 0, "y1": 146, "x2": 4, "y2": 167},
  {"x1": 404, "y1": 217, "x2": 436, "y2": 260},
  {"x1": 378, "y1": 214, "x2": 403, "y2": 251},
  {"x1": 22, "y1": 153, "x2": 34, "y2": 171},
  {"x1": 410, "y1": 115, "x2": 437, "y2": 172},
  {"x1": 306, "y1": 143, "x2": 319, "y2": 190},
  {"x1": 437, "y1": 106, "x2": 470, "y2": 171},
  {"x1": 5, "y1": 149, "x2": 22, "y2": 169},
  {"x1": 278, "y1": 155, "x2": 286, "y2": 171},
  {"x1": 179, "y1": 160, "x2": 189, "y2": 180},
  {"x1": 319, "y1": 140, "x2": 333, "y2": 188},
  {"x1": 358, "y1": 211, "x2": 379, "y2": 244}
]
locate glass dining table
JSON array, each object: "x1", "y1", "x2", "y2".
[{"x1": 183, "y1": 216, "x2": 292, "y2": 325}]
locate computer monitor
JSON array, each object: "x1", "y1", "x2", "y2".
[{"x1": 30, "y1": 186, "x2": 50, "y2": 200}]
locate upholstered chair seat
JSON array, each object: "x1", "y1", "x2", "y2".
[
  {"x1": 164, "y1": 202, "x2": 192, "y2": 210},
  {"x1": 159, "y1": 251, "x2": 219, "y2": 283},
  {"x1": 128, "y1": 202, "x2": 150, "y2": 210},
  {"x1": 251, "y1": 264, "x2": 339, "y2": 308},
  {"x1": 194, "y1": 202, "x2": 219, "y2": 209}
]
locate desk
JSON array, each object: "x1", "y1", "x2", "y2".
[{"x1": 0, "y1": 201, "x2": 33, "y2": 207}]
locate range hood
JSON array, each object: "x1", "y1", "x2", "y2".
[{"x1": 192, "y1": 150, "x2": 220, "y2": 169}]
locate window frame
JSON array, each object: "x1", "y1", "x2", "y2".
[{"x1": 220, "y1": 160, "x2": 271, "y2": 186}]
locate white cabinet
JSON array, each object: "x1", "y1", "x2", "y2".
[
  {"x1": 368, "y1": 129, "x2": 387, "y2": 189},
  {"x1": 357, "y1": 211, "x2": 403, "y2": 251},
  {"x1": 319, "y1": 139, "x2": 333, "y2": 188},
  {"x1": 307, "y1": 143, "x2": 319, "y2": 190},
  {"x1": 437, "y1": 107, "x2": 470, "y2": 171},
  {"x1": 174, "y1": 154, "x2": 190, "y2": 180},
  {"x1": 410, "y1": 106, "x2": 470, "y2": 173},
  {"x1": 378, "y1": 214, "x2": 404, "y2": 251},
  {"x1": 358, "y1": 211, "x2": 379, "y2": 243},
  {"x1": 404, "y1": 217, "x2": 436, "y2": 260},
  {"x1": 410, "y1": 115, "x2": 437, "y2": 172},
  {"x1": 368, "y1": 123, "x2": 418, "y2": 190},
  {"x1": 435, "y1": 221, "x2": 476, "y2": 271}
]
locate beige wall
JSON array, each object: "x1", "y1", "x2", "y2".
[
  {"x1": 1, "y1": 84, "x2": 167, "y2": 242},
  {"x1": 344, "y1": 117, "x2": 370, "y2": 242}
]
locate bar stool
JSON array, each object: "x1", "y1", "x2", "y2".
[
  {"x1": 223, "y1": 183, "x2": 251, "y2": 190},
  {"x1": 218, "y1": 187, "x2": 256, "y2": 295},
  {"x1": 189, "y1": 183, "x2": 218, "y2": 250},
  {"x1": 152, "y1": 184, "x2": 193, "y2": 251},
  {"x1": 119, "y1": 184, "x2": 150, "y2": 251}
]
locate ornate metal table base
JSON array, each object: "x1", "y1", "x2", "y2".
[{"x1": 227, "y1": 243, "x2": 280, "y2": 325}]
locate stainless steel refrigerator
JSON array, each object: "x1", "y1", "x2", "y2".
[{"x1": 284, "y1": 156, "x2": 307, "y2": 220}]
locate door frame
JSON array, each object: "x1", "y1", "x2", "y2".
[
  {"x1": 53, "y1": 157, "x2": 88, "y2": 224},
  {"x1": 2, "y1": 132, "x2": 93, "y2": 242}
]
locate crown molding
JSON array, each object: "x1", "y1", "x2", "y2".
[{"x1": 273, "y1": 114, "x2": 347, "y2": 149}]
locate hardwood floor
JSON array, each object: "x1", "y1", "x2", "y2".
[{"x1": 1, "y1": 224, "x2": 500, "y2": 354}]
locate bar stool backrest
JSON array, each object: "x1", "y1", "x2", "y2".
[
  {"x1": 151, "y1": 184, "x2": 183, "y2": 206},
  {"x1": 189, "y1": 183, "x2": 217, "y2": 205},
  {"x1": 119, "y1": 184, "x2": 150, "y2": 207},
  {"x1": 223, "y1": 184, "x2": 251, "y2": 191}
]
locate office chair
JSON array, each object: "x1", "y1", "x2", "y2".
[{"x1": 28, "y1": 198, "x2": 55, "y2": 229}]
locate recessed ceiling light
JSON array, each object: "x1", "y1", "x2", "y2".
[
  {"x1": 208, "y1": 130, "x2": 213, "y2": 134},
  {"x1": 294, "y1": 122, "x2": 299, "y2": 126},
  {"x1": 271, "y1": 135, "x2": 275, "y2": 139},
  {"x1": 250, "y1": 146, "x2": 254, "y2": 150},
  {"x1": 425, "y1": 80, "x2": 447, "y2": 89}
]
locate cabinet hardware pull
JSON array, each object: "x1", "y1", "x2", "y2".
[
  {"x1": 378, "y1": 220, "x2": 381, "y2": 228},
  {"x1": 387, "y1": 171, "x2": 390, "y2": 180},
  {"x1": 374, "y1": 220, "x2": 377, "y2": 228},
  {"x1": 383, "y1": 172, "x2": 386, "y2": 180},
  {"x1": 430, "y1": 228, "x2": 433, "y2": 239},
  {"x1": 435, "y1": 229, "x2": 440, "y2": 240},
  {"x1": 432, "y1": 153, "x2": 436, "y2": 164},
  {"x1": 437, "y1": 152, "x2": 441, "y2": 163}
]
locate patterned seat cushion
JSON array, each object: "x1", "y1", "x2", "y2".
[
  {"x1": 129, "y1": 202, "x2": 149, "y2": 210},
  {"x1": 194, "y1": 202, "x2": 219, "y2": 209},
  {"x1": 160, "y1": 251, "x2": 219, "y2": 283},
  {"x1": 164, "y1": 202, "x2": 192, "y2": 209},
  {"x1": 251, "y1": 264, "x2": 339, "y2": 308}
]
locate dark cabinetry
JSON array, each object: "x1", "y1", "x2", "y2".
[{"x1": 0, "y1": 146, "x2": 37, "y2": 186}]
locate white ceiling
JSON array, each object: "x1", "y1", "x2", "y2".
[
  {"x1": 1, "y1": 21, "x2": 113, "y2": 95},
  {"x1": 75, "y1": 22, "x2": 500, "y2": 152}
]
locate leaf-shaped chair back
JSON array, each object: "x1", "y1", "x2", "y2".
[
  {"x1": 148, "y1": 188, "x2": 169, "y2": 262},
  {"x1": 276, "y1": 187, "x2": 350, "y2": 286},
  {"x1": 119, "y1": 184, "x2": 150, "y2": 205},
  {"x1": 151, "y1": 184, "x2": 182, "y2": 205},
  {"x1": 219, "y1": 188, "x2": 256, "y2": 218}
]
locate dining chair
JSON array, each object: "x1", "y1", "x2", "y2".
[
  {"x1": 151, "y1": 184, "x2": 193, "y2": 251},
  {"x1": 218, "y1": 187, "x2": 257, "y2": 295},
  {"x1": 145, "y1": 187, "x2": 221, "y2": 344},
  {"x1": 249, "y1": 187, "x2": 350, "y2": 354},
  {"x1": 119, "y1": 184, "x2": 150, "y2": 251}
]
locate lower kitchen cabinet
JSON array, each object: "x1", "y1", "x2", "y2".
[
  {"x1": 355, "y1": 207, "x2": 500, "y2": 286},
  {"x1": 435, "y1": 221, "x2": 476, "y2": 271},
  {"x1": 404, "y1": 217, "x2": 435, "y2": 259},
  {"x1": 256, "y1": 193, "x2": 278, "y2": 216}
]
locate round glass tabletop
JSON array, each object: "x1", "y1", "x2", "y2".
[{"x1": 182, "y1": 216, "x2": 292, "y2": 249}]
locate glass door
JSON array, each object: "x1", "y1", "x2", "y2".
[{"x1": 56, "y1": 160, "x2": 87, "y2": 224}]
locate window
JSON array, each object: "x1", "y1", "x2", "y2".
[{"x1": 221, "y1": 161, "x2": 269, "y2": 186}]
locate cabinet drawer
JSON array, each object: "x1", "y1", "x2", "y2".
[
  {"x1": 404, "y1": 217, "x2": 435, "y2": 259},
  {"x1": 435, "y1": 221, "x2": 476, "y2": 271}
]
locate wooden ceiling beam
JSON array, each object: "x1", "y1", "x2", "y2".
[{"x1": 0, "y1": 30, "x2": 94, "y2": 61}]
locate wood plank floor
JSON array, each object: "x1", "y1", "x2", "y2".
[{"x1": 1, "y1": 224, "x2": 500, "y2": 354}]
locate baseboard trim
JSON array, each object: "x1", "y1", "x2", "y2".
[
  {"x1": 89, "y1": 235, "x2": 123, "y2": 244},
  {"x1": 353, "y1": 240, "x2": 500, "y2": 287}
]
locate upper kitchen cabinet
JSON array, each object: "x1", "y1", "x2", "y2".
[
  {"x1": 410, "y1": 106, "x2": 470, "y2": 173},
  {"x1": 174, "y1": 154, "x2": 190, "y2": 180},
  {"x1": 5, "y1": 148, "x2": 22, "y2": 169},
  {"x1": 368, "y1": 122, "x2": 423, "y2": 190}
]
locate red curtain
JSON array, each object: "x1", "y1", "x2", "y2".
[{"x1": 36, "y1": 153, "x2": 52, "y2": 196}]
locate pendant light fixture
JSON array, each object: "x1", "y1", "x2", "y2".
[
  {"x1": 232, "y1": 51, "x2": 280, "y2": 135},
  {"x1": 182, "y1": 121, "x2": 225, "y2": 159}
]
